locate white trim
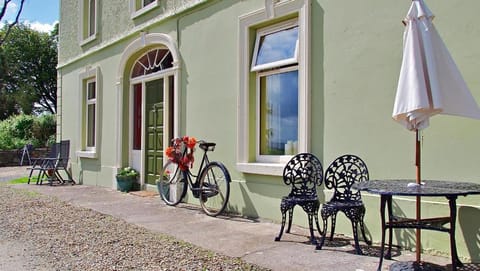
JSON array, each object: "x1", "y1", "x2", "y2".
[
  {"x1": 237, "y1": 0, "x2": 310, "y2": 176},
  {"x1": 115, "y1": 81, "x2": 122, "y2": 169},
  {"x1": 85, "y1": 78, "x2": 96, "y2": 151},
  {"x1": 118, "y1": 33, "x2": 180, "y2": 78},
  {"x1": 237, "y1": 162, "x2": 284, "y2": 176},
  {"x1": 116, "y1": 33, "x2": 181, "y2": 182},
  {"x1": 76, "y1": 66, "x2": 100, "y2": 159}
]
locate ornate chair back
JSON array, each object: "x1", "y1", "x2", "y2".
[
  {"x1": 317, "y1": 154, "x2": 371, "y2": 254},
  {"x1": 324, "y1": 154, "x2": 369, "y2": 203},
  {"x1": 275, "y1": 153, "x2": 324, "y2": 245}
]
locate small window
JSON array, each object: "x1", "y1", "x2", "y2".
[
  {"x1": 80, "y1": 0, "x2": 97, "y2": 45},
  {"x1": 130, "y1": 0, "x2": 159, "y2": 18},
  {"x1": 86, "y1": 79, "x2": 96, "y2": 149},
  {"x1": 77, "y1": 67, "x2": 100, "y2": 159}
]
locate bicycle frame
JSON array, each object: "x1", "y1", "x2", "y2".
[
  {"x1": 174, "y1": 140, "x2": 213, "y2": 199},
  {"x1": 160, "y1": 138, "x2": 231, "y2": 216},
  {"x1": 185, "y1": 146, "x2": 211, "y2": 196}
]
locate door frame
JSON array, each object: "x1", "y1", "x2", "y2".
[
  {"x1": 116, "y1": 33, "x2": 181, "y2": 189},
  {"x1": 129, "y1": 71, "x2": 176, "y2": 187}
]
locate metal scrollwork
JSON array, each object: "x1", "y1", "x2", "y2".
[
  {"x1": 317, "y1": 154, "x2": 371, "y2": 254},
  {"x1": 275, "y1": 153, "x2": 324, "y2": 245}
]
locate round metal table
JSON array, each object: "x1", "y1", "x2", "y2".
[{"x1": 354, "y1": 179, "x2": 480, "y2": 271}]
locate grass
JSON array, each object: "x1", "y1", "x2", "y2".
[{"x1": 7, "y1": 176, "x2": 30, "y2": 184}]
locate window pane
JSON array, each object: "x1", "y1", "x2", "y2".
[
  {"x1": 131, "y1": 49, "x2": 173, "y2": 78},
  {"x1": 88, "y1": 0, "x2": 95, "y2": 36},
  {"x1": 143, "y1": 0, "x2": 155, "y2": 7},
  {"x1": 259, "y1": 70, "x2": 298, "y2": 155},
  {"x1": 133, "y1": 84, "x2": 142, "y2": 150},
  {"x1": 87, "y1": 104, "x2": 96, "y2": 147},
  {"x1": 87, "y1": 81, "x2": 96, "y2": 100},
  {"x1": 256, "y1": 26, "x2": 298, "y2": 66}
]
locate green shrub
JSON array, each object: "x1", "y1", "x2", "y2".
[
  {"x1": 0, "y1": 114, "x2": 56, "y2": 150},
  {"x1": 32, "y1": 114, "x2": 56, "y2": 146}
]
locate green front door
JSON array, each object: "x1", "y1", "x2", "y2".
[{"x1": 145, "y1": 79, "x2": 164, "y2": 185}]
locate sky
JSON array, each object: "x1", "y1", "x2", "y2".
[{"x1": 1, "y1": 0, "x2": 59, "y2": 33}]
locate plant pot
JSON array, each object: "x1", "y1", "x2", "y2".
[{"x1": 116, "y1": 175, "x2": 137, "y2": 192}]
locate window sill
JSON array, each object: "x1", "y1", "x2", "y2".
[
  {"x1": 76, "y1": 150, "x2": 97, "y2": 159},
  {"x1": 236, "y1": 162, "x2": 285, "y2": 176},
  {"x1": 80, "y1": 34, "x2": 97, "y2": 47}
]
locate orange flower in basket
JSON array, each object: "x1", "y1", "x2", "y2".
[
  {"x1": 186, "y1": 137, "x2": 197, "y2": 149},
  {"x1": 165, "y1": 146, "x2": 175, "y2": 158}
]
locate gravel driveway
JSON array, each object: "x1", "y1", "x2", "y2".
[{"x1": 0, "y1": 183, "x2": 269, "y2": 271}]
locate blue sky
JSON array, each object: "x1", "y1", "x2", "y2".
[{"x1": 1, "y1": 0, "x2": 59, "y2": 32}]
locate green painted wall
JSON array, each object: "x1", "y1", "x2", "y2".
[{"x1": 58, "y1": 0, "x2": 480, "y2": 261}]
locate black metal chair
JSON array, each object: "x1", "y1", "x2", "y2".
[
  {"x1": 27, "y1": 140, "x2": 75, "y2": 185},
  {"x1": 42, "y1": 140, "x2": 75, "y2": 185},
  {"x1": 27, "y1": 142, "x2": 60, "y2": 184},
  {"x1": 275, "y1": 153, "x2": 323, "y2": 245},
  {"x1": 316, "y1": 154, "x2": 371, "y2": 254}
]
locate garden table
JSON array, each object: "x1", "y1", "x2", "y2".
[{"x1": 354, "y1": 179, "x2": 480, "y2": 271}]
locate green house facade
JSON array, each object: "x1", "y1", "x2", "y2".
[{"x1": 58, "y1": 0, "x2": 480, "y2": 261}]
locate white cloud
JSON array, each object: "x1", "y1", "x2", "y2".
[{"x1": 25, "y1": 20, "x2": 58, "y2": 33}]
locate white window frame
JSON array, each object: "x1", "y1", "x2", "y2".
[
  {"x1": 237, "y1": 0, "x2": 311, "y2": 176},
  {"x1": 251, "y1": 19, "x2": 299, "y2": 72},
  {"x1": 85, "y1": 79, "x2": 96, "y2": 151},
  {"x1": 77, "y1": 67, "x2": 101, "y2": 159},
  {"x1": 79, "y1": 0, "x2": 98, "y2": 46},
  {"x1": 130, "y1": 0, "x2": 159, "y2": 19}
]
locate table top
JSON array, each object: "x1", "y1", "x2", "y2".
[{"x1": 353, "y1": 179, "x2": 480, "y2": 197}]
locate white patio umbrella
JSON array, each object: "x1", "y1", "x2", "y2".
[{"x1": 393, "y1": 0, "x2": 480, "y2": 265}]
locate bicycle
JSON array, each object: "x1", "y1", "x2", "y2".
[{"x1": 158, "y1": 137, "x2": 231, "y2": 217}]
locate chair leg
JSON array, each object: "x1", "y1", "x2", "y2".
[
  {"x1": 359, "y1": 219, "x2": 371, "y2": 245},
  {"x1": 314, "y1": 212, "x2": 324, "y2": 236},
  {"x1": 329, "y1": 213, "x2": 337, "y2": 241},
  {"x1": 275, "y1": 210, "x2": 287, "y2": 241},
  {"x1": 316, "y1": 216, "x2": 328, "y2": 250},
  {"x1": 307, "y1": 214, "x2": 318, "y2": 245},
  {"x1": 351, "y1": 221, "x2": 363, "y2": 255},
  {"x1": 27, "y1": 168, "x2": 35, "y2": 184},
  {"x1": 286, "y1": 208, "x2": 294, "y2": 233}
]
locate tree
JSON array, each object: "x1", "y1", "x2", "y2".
[
  {"x1": 0, "y1": 0, "x2": 26, "y2": 47},
  {"x1": 0, "y1": 23, "x2": 58, "y2": 118}
]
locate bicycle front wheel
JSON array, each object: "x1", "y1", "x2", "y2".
[
  {"x1": 158, "y1": 161, "x2": 187, "y2": 206},
  {"x1": 198, "y1": 161, "x2": 231, "y2": 216}
]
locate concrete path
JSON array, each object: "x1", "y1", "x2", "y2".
[{"x1": 2, "y1": 166, "x2": 458, "y2": 271}]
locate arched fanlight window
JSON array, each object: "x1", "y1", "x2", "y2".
[{"x1": 131, "y1": 48, "x2": 173, "y2": 78}]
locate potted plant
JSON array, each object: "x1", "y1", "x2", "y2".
[{"x1": 116, "y1": 167, "x2": 139, "y2": 192}]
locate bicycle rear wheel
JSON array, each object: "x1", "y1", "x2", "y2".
[
  {"x1": 198, "y1": 161, "x2": 231, "y2": 216},
  {"x1": 158, "y1": 161, "x2": 187, "y2": 206}
]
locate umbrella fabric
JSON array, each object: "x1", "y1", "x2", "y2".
[{"x1": 393, "y1": 0, "x2": 480, "y2": 131}]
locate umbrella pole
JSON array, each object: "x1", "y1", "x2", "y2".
[{"x1": 415, "y1": 129, "x2": 421, "y2": 264}]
